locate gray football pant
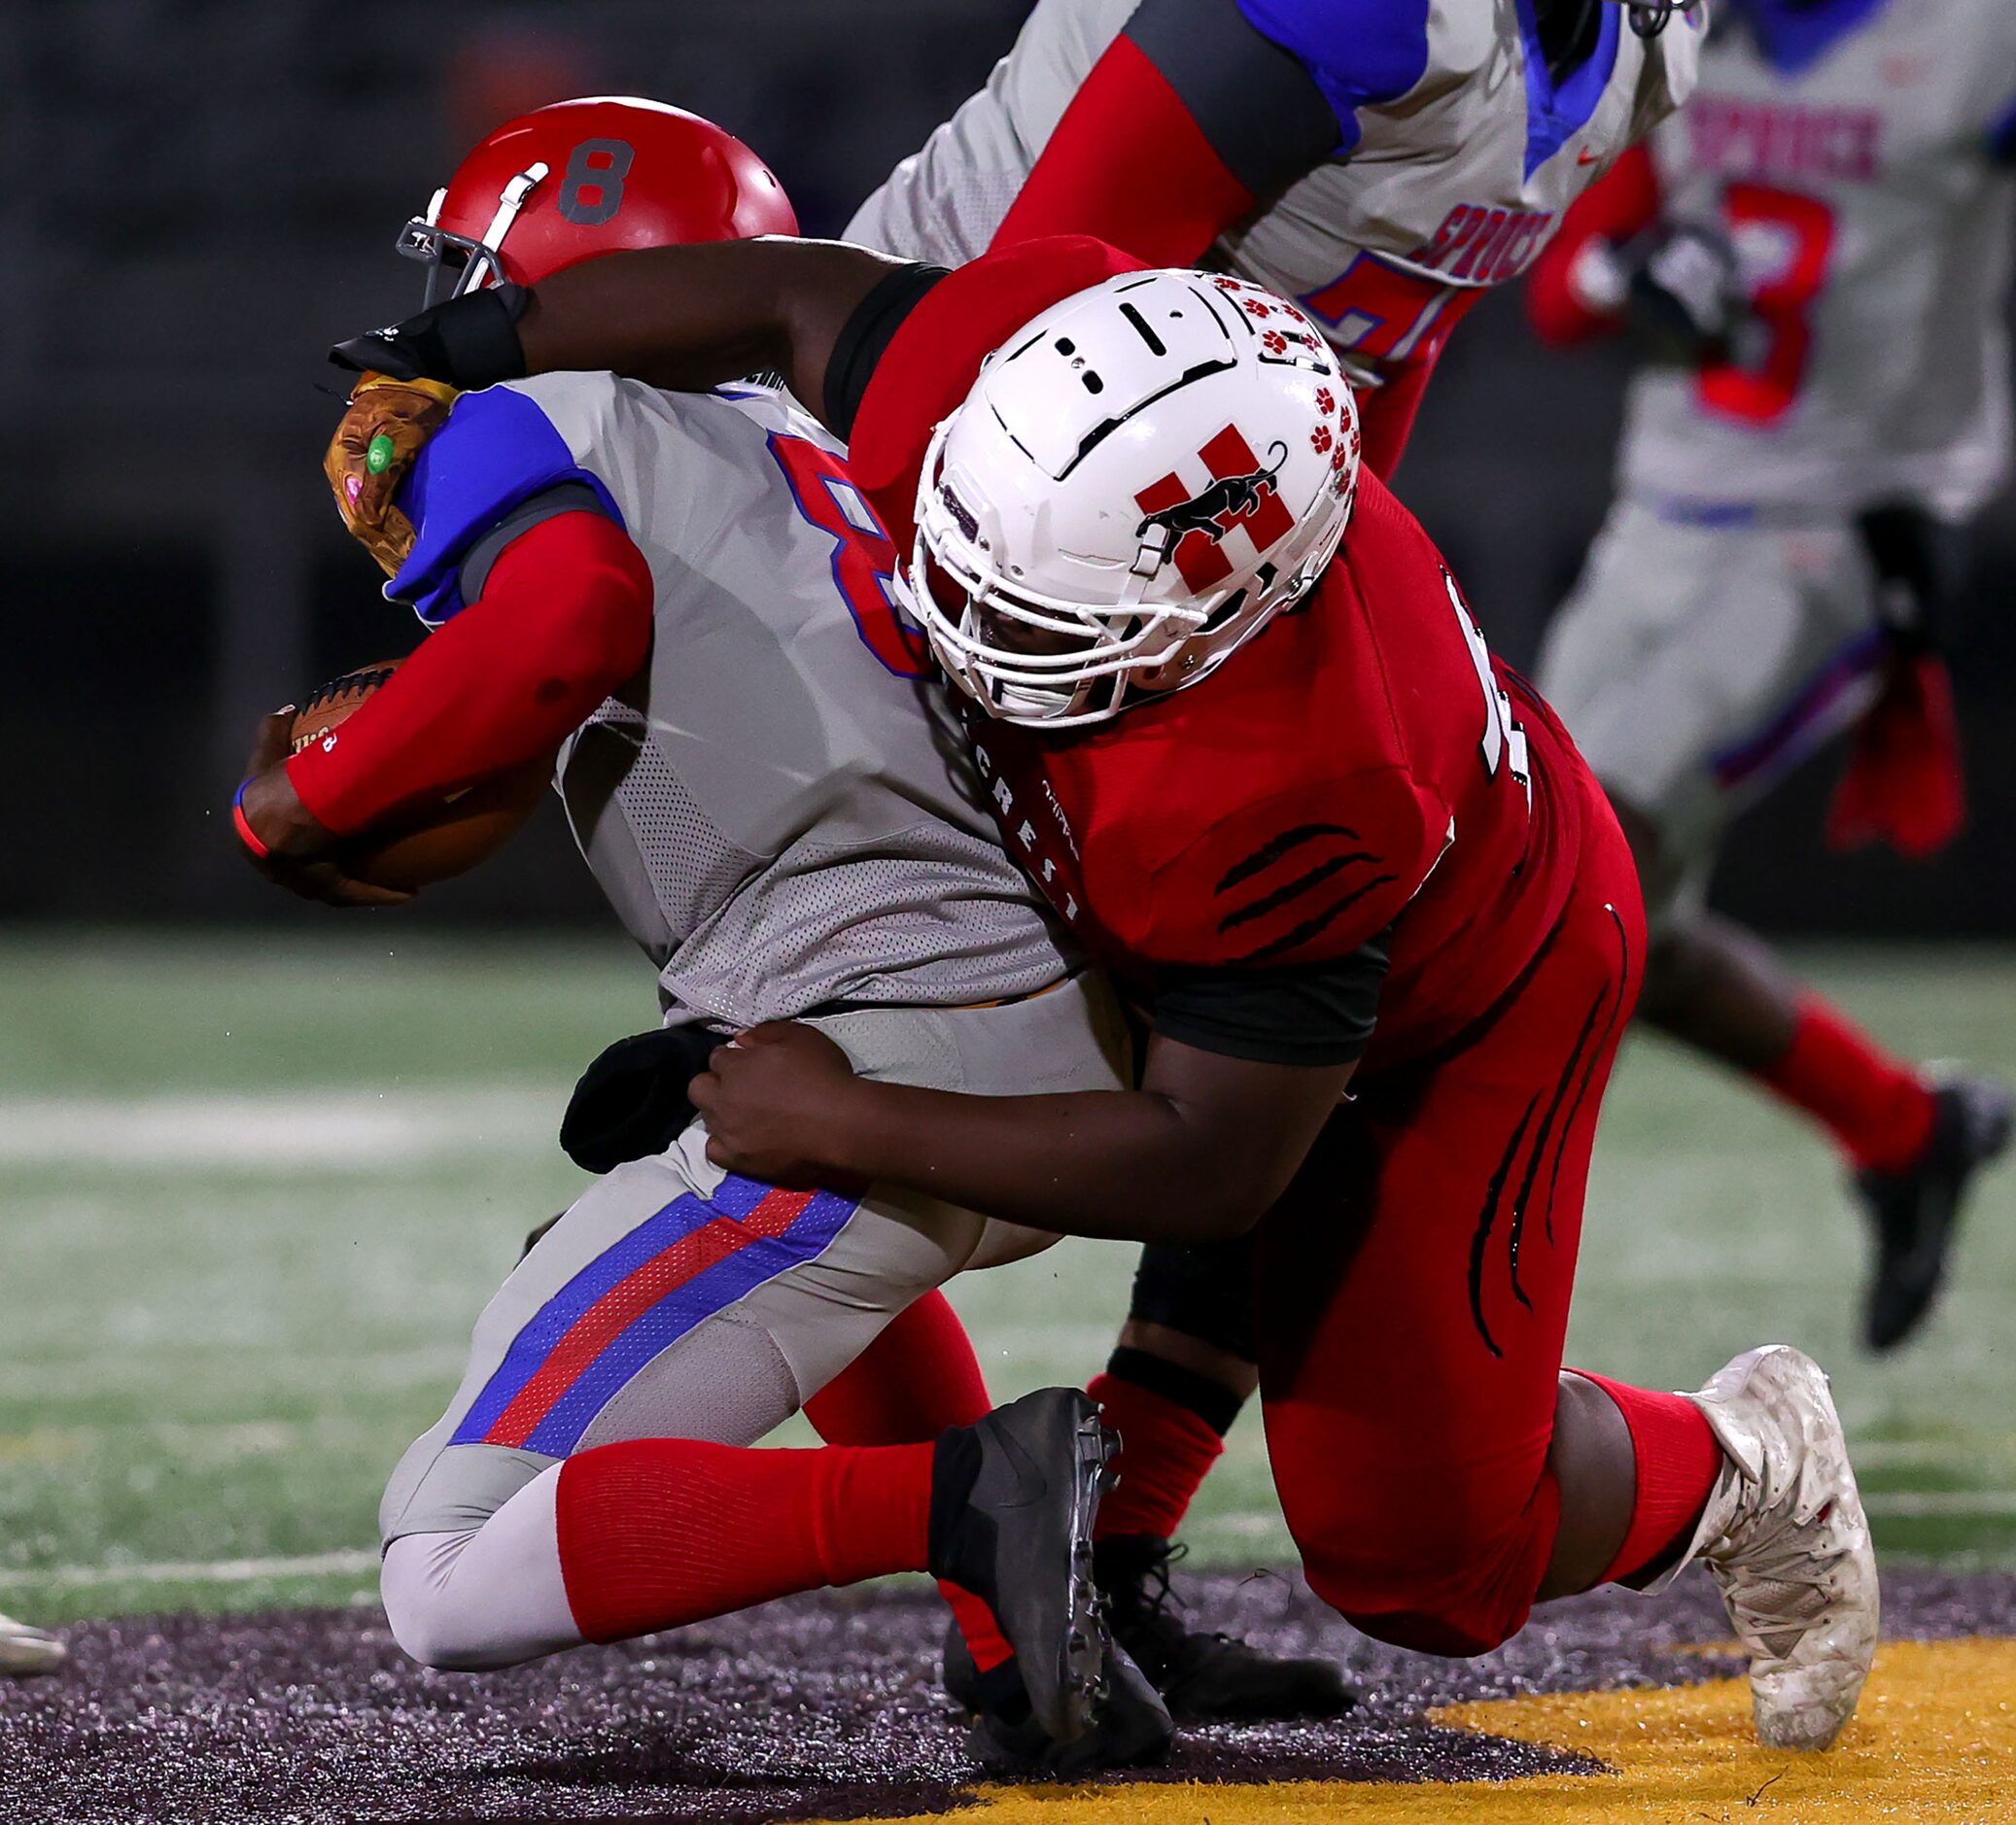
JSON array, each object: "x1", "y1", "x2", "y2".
[{"x1": 379, "y1": 978, "x2": 1128, "y2": 1670}]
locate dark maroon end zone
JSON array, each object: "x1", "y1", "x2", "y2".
[{"x1": 0, "y1": 1567, "x2": 2010, "y2": 1825}]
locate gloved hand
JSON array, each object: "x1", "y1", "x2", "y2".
[
  {"x1": 1825, "y1": 650, "x2": 1966, "y2": 860},
  {"x1": 323, "y1": 373, "x2": 458, "y2": 578},
  {"x1": 1826, "y1": 505, "x2": 1975, "y2": 860},
  {"x1": 329, "y1": 282, "x2": 531, "y2": 388},
  {"x1": 561, "y1": 1025, "x2": 725, "y2": 1173},
  {"x1": 1620, "y1": 219, "x2": 1748, "y2": 366}
]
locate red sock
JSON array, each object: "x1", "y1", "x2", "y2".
[
  {"x1": 803, "y1": 1291, "x2": 991, "y2": 1445},
  {"x1": 1085, "y1": 1371, "x2": 1225, "y2": 1541},
  {"x1": 555, "y1": 1438, "x2": 932, "y2": 1643},
  {"x1": 1573, "y1": 1372, "x2": 1726, "y2": 1585},
  {"x1": 798, "y1": 1294, "x2": 1009, "y2": 1670},
  {"x1": 1755, "y1": 995, "x2": 1935, "y2": 1175}
]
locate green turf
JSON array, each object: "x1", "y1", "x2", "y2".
[{"x1": 2, "y1": 931, "x2": 2013, "y2": 1622}]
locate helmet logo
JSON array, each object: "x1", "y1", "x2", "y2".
[
  {"x1": 1132, "y1": 427, "x2": 1293, "y2": 591},
  {"x1": 938, "y1": 482, "x2": 980, "y2": 546}
]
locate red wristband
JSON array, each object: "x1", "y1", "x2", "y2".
[{"x1": 232, "y1": 780, "x2": 273, "y2": 861}]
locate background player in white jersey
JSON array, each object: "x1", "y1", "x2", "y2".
[
  {"x1": 839, "y1": 0, "x2": 1702, "y2": 1683},
  {"x1": 1527, "y1": 0, "x2": 2016, "y2": 1349},
  {"x1": 235, "y1": 99, "x2": 1165, "y2": 1769}
]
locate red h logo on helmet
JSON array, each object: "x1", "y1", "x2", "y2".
[{"x1": 1131, "y1": 426, "x2": 1298, "y2": 592}]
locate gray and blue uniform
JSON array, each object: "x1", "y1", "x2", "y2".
[
  {"x1": 1540, "y1": 0, "x2": 2016, "y2": 902},
  {"x1": 375, "y1": 373, "x2": 1127, "y2": 1554},
  {"x1": 846, "y1": 0, "x2": 1698, "y2": 397}
]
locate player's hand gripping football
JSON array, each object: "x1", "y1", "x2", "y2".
[
  {"x1": 232, "y1": 710, "x2": 414, "y2": 909},
  {"x1": 323, "y1": 373, "x2": 458, "y2": 578},
  {"x1": 689, "y1": 1022, "x2": 871, "y2": 1191}
]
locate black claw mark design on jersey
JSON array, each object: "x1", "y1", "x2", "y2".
[
  {"x1": 1468, "y1": 1093, "x2": 1541, "y2": 1360},
  {"x1": 1542, "y1": 906, "x2": 1632, "y2": 1242},
  {"x1": 1209, "y1": 824, "x2": 1393, "y2": 964},
  {"x1": 1467, "y1": 903, "x2": 1636, "y2": 1355},
  {"x1": 1135, "y1": 442, "x2": 1289, "y2": 549}
]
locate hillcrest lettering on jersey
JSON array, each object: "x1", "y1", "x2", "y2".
[{"x1": 1132, "y1": 425, "x2": 1297, "y2": 590}]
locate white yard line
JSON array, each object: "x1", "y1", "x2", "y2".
[
  {"x1": 2, "y1": 1498, "x2": 2013, "y2": 1596},
  {"x1": 0, "y1": 1089, "x2": 561, "y2": 1169},
  {"x1": 0, "y1": 1548, "x2": 380, "y2": 1591},
  {"x1": 1862, "y1": 1490, "x2": 2016, "y2": 1518}
]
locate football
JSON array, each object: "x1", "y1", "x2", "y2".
[{"x1": 290, "y1": 659, "x2": 552, "y2": 891}]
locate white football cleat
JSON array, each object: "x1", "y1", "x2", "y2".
[
  {"x1": 0, "y1": 1610, "x2": 65, "y2": 1676},
  {"x1": 1648, "y1": 1345, "x2": 1877, "y2": 1750}
]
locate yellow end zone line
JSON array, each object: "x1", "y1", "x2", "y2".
[{"x1": 847, "y1": 1638, "x2": 2016, "y2": 1825}]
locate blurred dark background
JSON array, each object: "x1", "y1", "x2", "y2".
[{"x1": 4, "y1": 0, "x2": 2012, "y2": 935}]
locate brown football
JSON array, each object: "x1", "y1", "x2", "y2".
[{"x1": 290, "y1": 658, "x2": 552, "y2": 892}]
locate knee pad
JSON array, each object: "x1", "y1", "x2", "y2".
[{"x1": 1126, "y1": 1237, "x2": 1258, "y2": 1362}]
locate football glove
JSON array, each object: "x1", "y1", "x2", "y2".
[
  {"x1": 323, "y1": 374, "x2": 458, "y2": 578},
  {"x1": 561, "y1": 1025, "x2": 724, "y2": 1174},
  {"x1": 329, "y1": 282, "x2": 531, "y2": 388},
  {"x1": 1827, "y1": 505, "x2": 1974, "y2": 860},
  {"x1": 1618, "y1": 220, "x2": 1747, "y2": 366}
]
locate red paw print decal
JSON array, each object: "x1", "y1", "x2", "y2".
[
  {"x1": 1315, "y1": 388, "x2": 1336, "y2": 414},
  {"x1": 1262, "y1": 329, "x2": 1288, "y2": 355},
  {"x1": 1242, "y1": 297, "x2": 1273, "y2": 320},
  {"x1": 1310, "y1": 425, "x2": 1335, "y2": 454}
]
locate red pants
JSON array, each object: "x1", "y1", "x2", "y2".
[{"x1": 1256, "y1": 791, "x2": 1644, "y2": 1656}]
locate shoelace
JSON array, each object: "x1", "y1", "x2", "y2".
[{"x1": 1710, "y1": 1494, "x2": 1846, "y2": 1650}]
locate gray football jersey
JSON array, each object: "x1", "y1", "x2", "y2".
[
  {"x1": 845, "y1": 0, "x2": 1697, "y2": 394},
  {"x1": 485, "y1": 373, "x2": 1074, "y2": 1028},
  {"x1": 1619, "y1": 0, "x2": 2016, "y2": 518}
]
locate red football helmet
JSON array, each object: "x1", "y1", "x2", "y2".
[{"x1": 398, "y1": 96, "x2": 798, "y2": 304}]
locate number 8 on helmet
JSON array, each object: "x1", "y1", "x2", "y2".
[{"x1": 396, "y1": 94, "x2": 799, "y2": 303}]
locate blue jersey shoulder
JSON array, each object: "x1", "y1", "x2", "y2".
[
  {"x1": 389, "y1": 385, "x2": 617, "y2": 626},
  {"x1": 1234, "y1": 0, "x2": 1433, "y2": 152}
]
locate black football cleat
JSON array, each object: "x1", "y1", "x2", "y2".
[
  {"x1": 927, "y1": 1389, "x2": 1114, "y2": 1744},
  {"x1": 954, "y1": 1634, "x2": 1175, "y2": 1775},
  {"x1": 1095, "y1": 1533, "x2": 1357, "y2": 1722},
  {"x1": 1858, "y1": 1074, "x2": 2012, "y2": 1353}
]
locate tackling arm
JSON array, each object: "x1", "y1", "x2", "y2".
[
  {"x1": 691, "y1": 1021, "x2": 1356, "y2": 1246},
  {"x1": 331, "y1": 239, "x2": 904, "y2": 438}
]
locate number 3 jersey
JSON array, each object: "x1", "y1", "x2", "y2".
[
  {"x1": 845, "y1": 240, "x2": 1612, "y2": 1069},
  {"x1": 384, "y1": 373, "x2": 1074, "y2": 1027},
  {"x1": 1620, "y1": 0, "x2": 2016, "y2": 519}
]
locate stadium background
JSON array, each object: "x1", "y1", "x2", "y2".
[{"x1": 1, "y1": 0, "x2": 2013, "y2": 1702}]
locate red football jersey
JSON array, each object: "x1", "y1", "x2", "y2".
[{"x1": 851, "y1": 238, "x2": 1605, "y2": 1064}]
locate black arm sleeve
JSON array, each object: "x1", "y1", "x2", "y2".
[
  {"x1": 1125, "y1": 0, "x2": 1345, "y2": 195},
  {"x1": 1150, "y1": 930, "x2": 1392, "y2": 1066},
  {"x1": 824, "y1": 261, "x2": 951, "y2": 440}
]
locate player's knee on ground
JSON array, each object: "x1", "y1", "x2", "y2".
[
  {"x1": 1270, "y1": 1410, "x2": 1552, "y2": 1657},
  {"x1": 381, "y1": 1540, "x2": 530, "y2": 1672}
]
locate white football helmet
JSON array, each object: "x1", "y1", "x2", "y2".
[{"x1": 911, "y1": 269, "x2": 1361, "y2": 726}]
